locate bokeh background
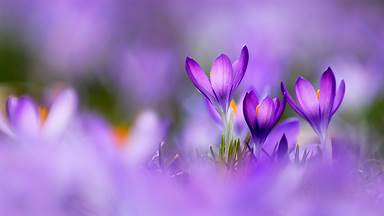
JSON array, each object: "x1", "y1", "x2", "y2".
[{"x1": 0, "y1": 0, "x2": 383, "y2": 154}]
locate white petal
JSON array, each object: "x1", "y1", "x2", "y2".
[{"x1": 42, "y1": 88, "x2": 77, "y2": 139}]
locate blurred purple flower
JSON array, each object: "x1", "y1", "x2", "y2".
[
  {"x1": 25, "y1": 0, "x2": 115, "y2": 76},
  {"x1": 0, "y1": 88, "x2": 77, "y2": 141},
  {"x1": 181, "y1": 98, "x2": 221, "y2": 153},
  {"x1": 81, "y1": 110, "x2": 167, "y2": 167},
  {"x1": 185, "y1": 46, "x2": 248, "y2": 113},
  {"x1": 113, "y1": 47, "x2": 178, "y2": 106}
]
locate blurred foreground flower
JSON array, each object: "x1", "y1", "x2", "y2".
[
  {"x1": 0, "y1": 88, "x2": 77, "y2": 141},
  {"x1": 81, "y1": 110, "x2": 166, "y2": 167}
]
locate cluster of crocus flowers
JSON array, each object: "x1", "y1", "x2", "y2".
[
  {"x1": 0, "y1": 88, "x2": 77, "y2": 141},
  {"x1": 185, "y1": 47, "x2": 345, "y2": 163},
  {"x1": 242, "y1": 90, "x2": 300, "y2": 160}
]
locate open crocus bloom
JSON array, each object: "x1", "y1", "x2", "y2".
[
  {"x1": 281, "y1": 67, "x2": 345, "y2": 137},
  {"x1": 185, "y1": 46, "x2": 249, "y2": 114},
  {"x1": 243, "y1": 90, "x2": 286, "y2": 146},
  {"x1": 0, "y1": 88, "x2": 77, "y2": 141}
]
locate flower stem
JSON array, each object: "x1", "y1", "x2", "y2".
[
  {"x1": 321, "y1": 132, "x2": 333, "y2": 164},
  {"x1": 224, "y1": 115, "x2": 232, "y2": 145}
]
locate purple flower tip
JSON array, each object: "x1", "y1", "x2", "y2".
[
  {"x1": 275, "y1": 134, "x2": 288, "y2": 159},
  {"x1": 282, "y1": 67, "x2": 345, "y2": 136},
  {"x1": 185, "y1": 46, "x2": 249, "y2": 113}
]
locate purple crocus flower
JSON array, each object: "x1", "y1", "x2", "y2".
[
  {"x1": 243, "y1": 90, "x2": 286, "y2": 146},
  {"x1": 0, "y1": 88, "x2": 77, "y2": 141},
  {"x1": 281, "y1": 67, "x2": 345, "y2": 136},
  {"x1": 185, "y1": 46, "x2": 249, "y2": 114},
  {"x1": 281, "y1": 67, "x2": 345, "y2": 161}
]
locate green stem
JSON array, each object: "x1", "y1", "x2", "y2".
[{"x1": 222, "y1": 112, "x2": 233, "y2": 147}]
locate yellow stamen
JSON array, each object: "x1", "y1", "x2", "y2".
[
  {"x1": 230, "y1": 100, "x2": 238, "y2": 113},
  {"x1": 38, "y1": 106, "x2": 49, "y2": 125},
  {"x1": 316, "y1": 89, "x2": 320, "y2": 100},
  {"x1": 256, "y1": 104, "x2": 261, "y2": 115},
  {"x1": 112, "y1": 125, "x2": 130, "y2": 148}
]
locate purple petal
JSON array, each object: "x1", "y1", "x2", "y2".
[
  {"x1": 281, "y1": 82, "x2": 305, "y2": 117},
  {"x1": 295, "y1": 77, "x2": 320, "y2": 119},
  {"x1": 0, "y1": 115, "x2": 13, "y2": 137},
  {"x1": 263, "y1": 118, "x2": 300, "y2": 155},
  {"x1": 1, "y1": 96, "x2": 19, "y2": 137},
  {"x1": 232, "y1": 46, "x2": 249, "y2": 89},
  {"x1": 42, "y1": 88, "x2": 77, "y2": 139},
  {"x1": 233, "y1": 95, "x2": 246, "y2": 133},
  {"x1": 332, "y1": 80, "x2": 346, "y2": 116},
  {"x1": 243, "y1": 91, "x2": 259, "y2": 133},
  {"x1": 319, "y1": 67, "x2": 336, "y2": 120},
  {"x1": 185, "y1": 57, "x2": 215, "y2": 102},
  {"x1": 205, "y1": 99, "x2": 222, "y2": 125},
  {"x1": 6, "y1": 96, "x2": 18, "y2": 121},
  {"x1": 11, "y1": 96, "x2": 39, "y2": 138},
  {"x1": 256, "y1": 96, "x2": 275, "y2": 129},
  {"x1": 209, "y1": 54, "x2": 233, "y2": 109},
  {"x1": 125, "y1": 110, "x2": 166, "y2": 165},
  {"x1": 276, "y1": 134, "x2": 288, "y2": 159},
  {"x1": 273, "y1": 94, "x2": 286, "y2": 126}
]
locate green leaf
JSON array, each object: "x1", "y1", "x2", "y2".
[
  {"x1": 227, "y1": 139, "x2": 234, "y2": 165},
  {"x1": 219, "y1": 135, "x2": 226, "y2": 160}
]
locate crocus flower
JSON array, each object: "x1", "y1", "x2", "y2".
[
  {"x1": 281, "y1": 67, "x2": 345, "y2": 161},
  {"x1": 0, "y1": 88, "x2": 77, "y2": 141},
  {"x1": 82, "y1": 110, "x2": 166, "y2": 167},
  {"x1": 243, "y1": 90, "x2": 286, "y2": 146},
  {"x1": 281, "y1": 67, "x2": 345, "y2": 137},
  {"x1": 185, "y1": 46, "x2": 249, "y2": 114}
]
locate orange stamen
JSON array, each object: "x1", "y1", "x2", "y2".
[
  {"x1": 316, "y1": 89, "x2": 320, "y2": 100},
  {"x1": 112, "y1": 125, "x2": 130, "y2": 148},
  {"x1": 256, "y1": 104, "x2": 261, "y2": 115},
  {"x1": 230, "y1": 100, "x2": 238, "y2": 113},
  {"x1": 38, "y1": 106, "x2": 49, "y2": 125}
]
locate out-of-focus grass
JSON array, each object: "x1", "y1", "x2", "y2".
[
  {"x1": 78, "y1": 77, "x2": 129, "y2": 124},
  {"x1": 366, "y1": 95, "x2": 384, "y2": 155},
  {"x1": 0, "y1": 34, "x2": 28, "y2": 85}
]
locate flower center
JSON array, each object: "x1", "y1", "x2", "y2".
[
  {"x1": 230, "y1": 100, "x2": 237, "y2": 113},
  {"x1": 316, "y1": 89, "x2": 320, "y2": 100},
  {"x1": 38, "y1": 106, "x2": 49, "y2": 126},
  {"x1": 112, "y1": 125, "x2": 130, "y2": 148},
  {"x1": 256, "y1": 104, "x2": 261, "y2": 115}
]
